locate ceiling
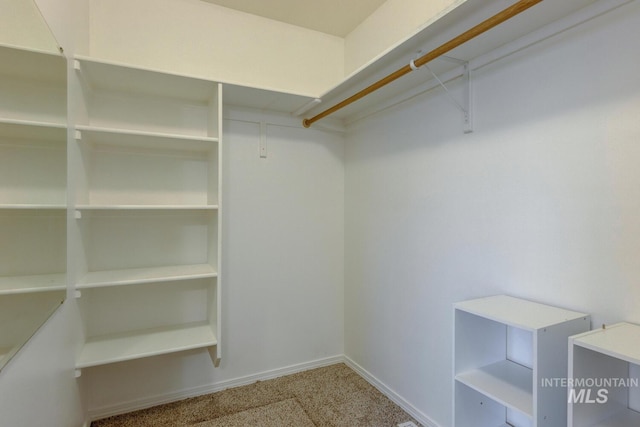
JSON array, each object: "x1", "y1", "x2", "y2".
[{"x1": 200, "y1": 0, "x2": 387, "y2": 37}]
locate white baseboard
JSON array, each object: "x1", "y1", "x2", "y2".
[
  {"x1": 343, "y1": 356, "x2": 442, "y2": 427},
  {"x1": 87, "y1": 354, "x2": 344, "y2": 422}
]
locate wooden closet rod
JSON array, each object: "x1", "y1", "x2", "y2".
[{"x1": 303, "y1": 0, "x2": 543, "y2": 128}]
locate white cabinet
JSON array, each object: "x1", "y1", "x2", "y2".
[
  {"x1": 70, "y1": 57, "x2": 223, "y2": 369},
  {"x1": 0, "y1": 44, "x2": 67, "y2": 370},
  {"x1": 568, "y1": 322, "x2": 640, "y2": 427},
  {"x1": 454, "y1": 295, "x2": 590, "y2": 427}
]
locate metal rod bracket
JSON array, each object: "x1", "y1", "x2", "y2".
[
  {"x1": 423, "y1": 58, "x2": 473, "y2": 134},
  {"x1": 462, "y1": 62, "x2": 473, "y2": 134}
]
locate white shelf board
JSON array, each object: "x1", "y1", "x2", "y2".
[
  {"x1": 0, "y1": 44, "x2": 66, "y2": 84},
  {"x1": 571, "y1": 323, "x2": 640, "y2": 366},
  {"x1": 76, "y1": 323, "x2": 217, "y2": 369},
  {"x1": 75, "y1": 125, "x2": 218, "y2": 151},
  {"x1": 0, "y1": 119, "x2": 67, "y2": 140},
  {"x1": 455, "y1": 359, "x2": 534, "y2": 417},
  {"x1": 455, "y1": 295, "x2": 587, "y2": 331},
  {"x1": 0, "y1": 204, "x2": 66, "y2": 210},
  {"x1": 223, "y1": 82, "x2": 316, "y2": 115},
  {"x1": 75, "y1": 55, "x2": 320, "y2": 116},
  {"x1": 75, "y1": 56, "x2": 217, "y2": 104},
  {"x1": 76, "y1": 205, "x2": 218, "y2": 211},
  {"x1": 0, "y1": 273, "x2": 66, "y2": 295},
  {"x1": 77, "y1": 264, "x2": 217, "y2": 289},
  {"x1": 591, "y1": 408, "x2": 640, "y2": 427}
]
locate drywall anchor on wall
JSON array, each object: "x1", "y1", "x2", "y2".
[{"x1": 259, "y1": 121, "x2": 267, "y2": 158}]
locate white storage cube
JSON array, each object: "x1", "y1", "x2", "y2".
[
  {"x1": 454, "y1": 295, "x2": 590, "y2": 427},
  {"x1": 569, "y1": 323, "x2": 640, "y2": 427}
]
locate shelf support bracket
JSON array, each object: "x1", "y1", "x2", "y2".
[
  {"x1": 421, "y1": 56, "x2": 473, "y2": 134},
  {"x1": 461, "y1": 62, "x2": 473, "y2": 134}
]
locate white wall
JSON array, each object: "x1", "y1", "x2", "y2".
[
  {"x1": 89, "y1": 0, "x2": 344, "y2": 97},
  {"x1": 34, "y1": 0, "x2": 90, "y2": 54},
  {"x1": 83, "y1": 108, "x2": 345, "y2": 416},
  {"x1": 344, "y1": 2, "x2": 640, "y2": 426},
  {"x1": 344, "y1": 0, "x2": 463, "y2": 76}
]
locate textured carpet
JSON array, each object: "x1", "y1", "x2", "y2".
[
  {"x1": 92, "y1": 363, "x2": 421, "y2": 427},
  {"x1": 192, "y1": 398, "x2": 315, "y2": 427}
]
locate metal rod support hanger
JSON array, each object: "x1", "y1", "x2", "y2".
[{"x1": 302, "y1": 0, "x2": 543, "y2": 128}]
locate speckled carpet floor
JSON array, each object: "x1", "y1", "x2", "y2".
[{"x1": 91, "y1": 363, "x2": 421, "y2": 427}]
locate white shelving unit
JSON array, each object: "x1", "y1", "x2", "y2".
[
  {"x1": 0, "y1": 43, "x2": 67, "y2": 370},
  {"x1": 71, "y1": 56, "x2": 223, "y2": 370},
  {"x1": 569, "y1": 323, "x2": 640, "y2": 427},
  {"x1": 454, "y1": 295, "x2": 590, "y2": 427}
]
